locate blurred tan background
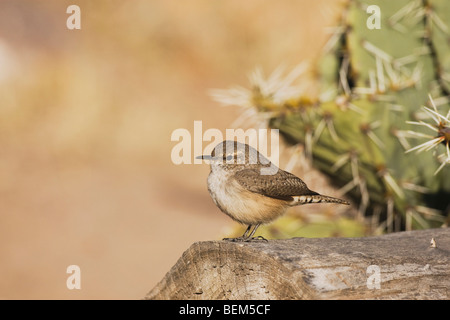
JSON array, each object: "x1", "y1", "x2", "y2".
[{"x1": 0, "y1": 0, "x2": 344, "y2": 299}]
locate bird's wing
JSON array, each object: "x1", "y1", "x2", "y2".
[{"x1": 232, "y1": 168, "x2": 318, "y2": 200}]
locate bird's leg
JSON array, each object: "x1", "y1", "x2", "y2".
[
  {"x1": 245, "y1": 224, "x2": 268, "y2": 242},
  {"x1": 223, "y1": 224, "x2": 268, "y2": 242},
  {"x1": 246, "y1": 223, "x2": 259, "y2": 238},
  {"x1": 242, "y1": 225, "x2": 253, "y2": 238},
  {"x1": 223, "y1": 225, "x2": 252, "y2": 242}
]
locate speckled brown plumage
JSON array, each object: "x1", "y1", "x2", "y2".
[{"x1": 198, "y1": 140, "x2": 350, "y2": 241}]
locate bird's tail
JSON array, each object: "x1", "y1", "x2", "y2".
[{"x1": 291, "y1": 194, "x2": 350, "y2": 206}]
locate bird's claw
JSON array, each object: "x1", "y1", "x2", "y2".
[{"x1": 223, "y1": 236, "x2": 268, "y2": 242}]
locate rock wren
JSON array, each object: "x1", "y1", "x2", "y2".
[{"x1": 197, "y1": 140, "x2": 350, "y2": 241}]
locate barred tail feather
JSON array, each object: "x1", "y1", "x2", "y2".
[{"x1": 291, "y1": 194, "x2": 350, "y2": 206}]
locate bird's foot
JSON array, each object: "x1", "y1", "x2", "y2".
[
  {"x1": 222, "y1": 237, "x2": 244, "y2": 242},
  {"x1": 222, "y1": 236, "x2": 268, "y2": 242},
  {"x1": 249, "y1": 235, "x2": 268, "y2": 242}
]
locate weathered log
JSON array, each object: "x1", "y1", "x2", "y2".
[{"x1": 146, "y1": 228, "x2": 449, "y2": 300}]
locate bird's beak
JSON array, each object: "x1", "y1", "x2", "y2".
[{"x1": 196, "y1": 155, "x2": 212, "y2": 160}]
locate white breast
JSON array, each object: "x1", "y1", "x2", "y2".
[{"x1": 207, "y1": 170, "x2": 236, "y2": 212}]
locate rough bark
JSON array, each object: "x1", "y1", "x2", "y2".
[{"x1": 146, "y1": 228, "x2": 449, "y2": 300}]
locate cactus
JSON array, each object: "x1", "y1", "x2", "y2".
[{"x1": 213, "y1": 0, "x2": 450, "y2": 234}]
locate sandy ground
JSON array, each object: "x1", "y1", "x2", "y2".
[{"x1": 0, "y1": 0, "x2": 344, "y2": 299}]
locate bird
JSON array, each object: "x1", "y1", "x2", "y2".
[{"x1": 197, "y1": 140, "x2": 350, "y2": 241}]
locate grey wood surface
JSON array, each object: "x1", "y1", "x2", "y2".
[{"x1": 146, "y1": 228, "x2": 449, "y2": 300}]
